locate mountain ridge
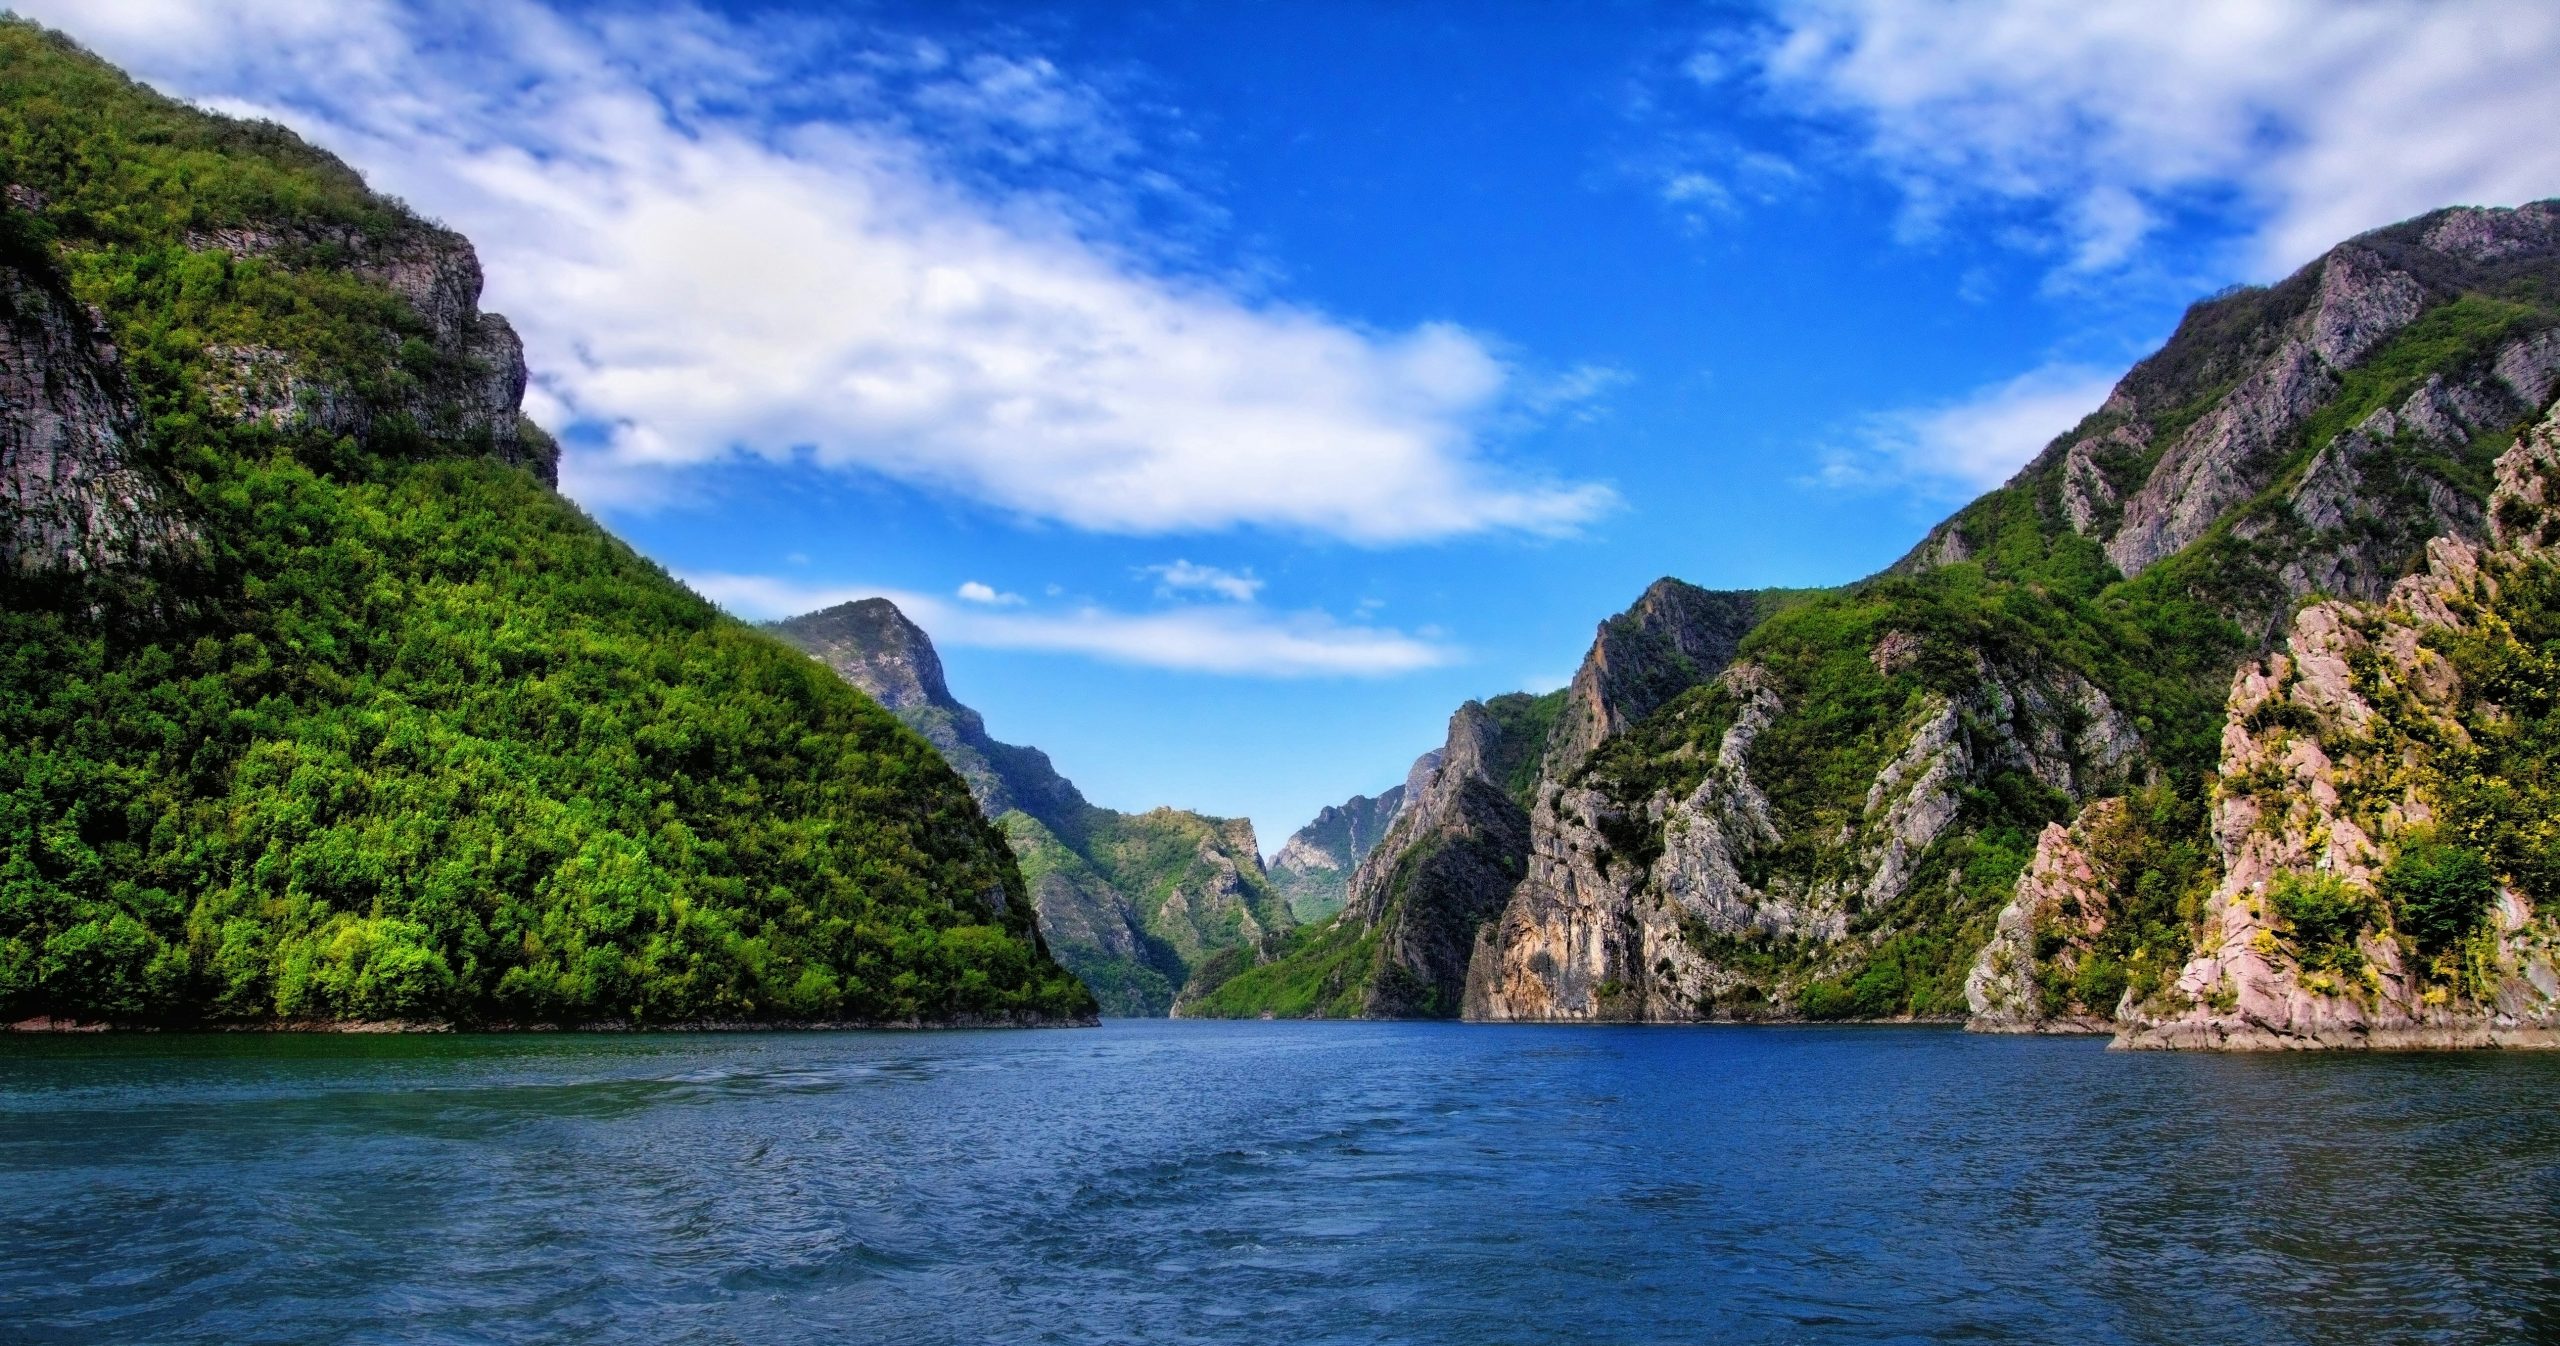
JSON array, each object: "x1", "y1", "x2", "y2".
[
  {"x1": 772, "y1": 597, "x2": 1294, "y2": 1016},
  {"x1": 1201, "y1": 197, "x2": 2560, "y2": 1042}
]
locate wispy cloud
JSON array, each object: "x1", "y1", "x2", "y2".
[
  {"x1": 37, "y1": 0, "x2": 1613, "y2": 543},
  {"x1": 1813, "y1": 360, "x2": 2117, "y2": 495},
  {"x1": 955, "y1": 580, "x2": 1025, "y2": 606},
  {"x1": 688, "y1": 572, "x2": 1457, "y2": 678},
  {"x1": 1140, "y1": 559, "x2": 1262, "y2": 603},
  {"x1": 1715, "y1": 0, "x2": 2560, "y2": 276}
]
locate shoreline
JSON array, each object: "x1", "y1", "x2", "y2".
[{"x1": 4, "y1": 1012, "x2": 1102, "y2": 1035}]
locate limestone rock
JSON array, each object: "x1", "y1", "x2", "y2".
[
  {"x1": 2117, "y1": 405, "x2": 2560, "y2": 1048},
  {"x1": 0, "y1": 257, "x2": 188, "y2": 573},
  {"x1": 1965, "y1": 801, "x2": 2127, "y2": 1034}
]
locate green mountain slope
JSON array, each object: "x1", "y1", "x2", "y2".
[
  {"x1": 1471, "y1": 202, "x2": 2560, "y2": 1025},
  {"x1": 0, "y1": 22, "x2": 1090, "y2": 1027},
  {"x1": 771, "y1": 598, "x2": 1292, "y2": 1016}
]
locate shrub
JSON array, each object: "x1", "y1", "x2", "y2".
[
  {"x1": 2268, "y1": 872, "x2": 2370, "y2": 971},
  {"x1": 2382, "y1": 842, "x2": 2500, "y2": 956}
]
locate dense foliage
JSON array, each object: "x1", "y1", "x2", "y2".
[
  {"x1": 0, "y1": 23, "x2": 1090, "y2": 1025},
  {"x1": 2379, "y1": 842, "x2": 2499, "y2": 958}
]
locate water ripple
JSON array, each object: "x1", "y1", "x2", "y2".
[{"x1": 6, "y1": 1023, "x2": 2560, "y2": 1344}]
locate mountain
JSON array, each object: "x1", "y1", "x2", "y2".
[
  {"x1": 771, "y1": 599, "x2": 1293, "y2": 1016},
  {"x1": 1186, "y1": 580, "x2": 1776, "y2": 1019},
  {"x1": 1266, "y1": 769, "x2": 1420, "y2": 923},
  {"x1": 0, "y1": 22, "x2": 1090, "y2": 1028},
  {"x1": 1984, "y1": 404, "x2": 2560, "y2": 1048},
  {"x1": 1201, "y1": 200, "x2": 2560, "y2": 1040}
]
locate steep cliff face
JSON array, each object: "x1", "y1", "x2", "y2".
[
  {"x1": 1545, "y1": 579, "x2": 1769, "y2": 776},
  {"x1": 1470, "y1": 639, "x2": 2146, "y2": 1021},
  {"x1": 1193, "y1": 584, "x2": 1771, "y2": 1019},
  {"x1": 1268, "y1": 782, "x2": 1409, "y2": 923},
  {"x1": 0, "y1": 240, "x2": 185, "y2": 572},
  {"x1": 773, "y1": 599, "x2": 1291, "y2": 1016},
  {"x1": 1459, "y1": 200, "x2": 2560, "y2": 1027},
  {"x1": 2109, "y1": 409, "x2": 2560, "y2": 1048},
  {"x1": 1907, "y1": 201, "x2": 2560, "y2": 639},
  {"x1": 184, "y1": 217, "x2": 552, "y2": 486},
  {"x1": 1177, "y1": 699, "x2": 1547, "y2": 1019}
]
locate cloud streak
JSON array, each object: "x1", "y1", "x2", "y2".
[
  {"x1": 686, "y1": 572, "x2": 1457, "y2": 678},
  {"x1": 1141, "y1": 559, "x2": 1262, "y2": 603},
  {"x1": 1815, "y1": 361, "x2": 2117, "y2": 495},
  {"x1": 1734, "y1": 0, "x2": 2560, "y2": 276},
  {"x1": 38, "y1": 0, "x2": 1614, "y2": 543}
]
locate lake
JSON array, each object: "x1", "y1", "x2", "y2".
[{"x1": 3, "y1": 1021, "x2": 2555, "y2": 1344}]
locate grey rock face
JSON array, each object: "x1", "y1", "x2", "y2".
[
  {"x1": 1338, "y1": 702, "x2": 1536, "y2": 1017},
  {"x1": 1269, "y1": 779, "x2": 1410, "y2": 923},
  {"x1": 0, "y1": 258, "x2": 188, "y2": 573},
  {"x1": 1470, "y1": 642, "x2": 2143, "y2": 1022},
  {"x1": 183, "y1": 221, "x2": 550, "y2": 485},
  {"x1": 1547, "y1": 579, "x2": 1764, "y2": 777},
  {"x1": 2106, "y1": 336, "x2": 2339, "y2": 577},
  {"x1": 1908, "y1": 202, "x2": 2560, "y2": 600}
]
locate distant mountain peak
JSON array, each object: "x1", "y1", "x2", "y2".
[{"x1": 770, "y1": 597, "x2": 955, "y2": 714}]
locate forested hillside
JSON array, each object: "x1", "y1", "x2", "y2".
[
  {"x1": 773, "y1": 598, "x2": 1292, "y2": 1016},
  {"x1": 0, "y1": 22, "x2": 1091, "y2": 1027}
]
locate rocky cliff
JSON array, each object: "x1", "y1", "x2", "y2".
[
  {"x1": 1176, "y1": 697, "x2": 1549, "y2": 1019},
  {"x1": 1905, "y1": 201, "x2": 2560, "y2": 640},
  {"x1": 1268, "y1": 781, "x2": 1411, "y2": 923},
  {"x1": 0, "y1": 226, "x2": 185, "y2": 572},
  {"x1": 2103, "y1": 405, "x2": 2560, "y2": 1048},
  {"x1": 1191, "y1": 582, "x2": 1770, "y2": 1019},
  {"x1": 1458, "y1": 201, "x2": 2560, "y2": 1028},
  {"x1": 772, "y1": 598, "x2": 1291, "y2": 1016}
]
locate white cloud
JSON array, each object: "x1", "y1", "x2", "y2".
[
  {"x1": 956, "y1": 580, "x2": 1024, "y2": 605},
  {"x1": 34, "y1": 0, "x2": 1613, "y2": 543},
  {"x1": 1740, "y1": 0, "x2": 2560, "y2": 275},
  {"x1": 1141, "y1": 559, "x2": 1262, "y2": 603},
  {"x1": 1815, "y1": 361, "x2": 2117, "y2": 494},
  {"x1": 685, "y1": 573, "x2": 1455, "y2": 678}
]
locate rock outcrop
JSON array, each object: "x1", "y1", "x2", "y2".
[
  {"x1": 0, "y1": 250, "x2": 186, "y2": 572},
  {"x1": 1268, "y1": 778, "x2": 1412, "y2": 923},
  {"x1": 1965, "y1": 800, "x2": 2132, "y2": 1034},
  {"x1": 1469, "y1": 645, "x2": 2144, "y2": 1022},
  {"x1": 1546, "y1": 579, "x2": 1766, "y2": 776},
  {"x1": 1903, "y1": 200, "x2": 2560, "y2": 634},
  {"x1": 772, "y1": 598, "x2": 1289, "y2": 1016},
  {"x1": 2115, "y1": 406, "x2": 2560, "y2": 1048},
  {"x1": 183, "y1": 220, "x2": 552, "y2": 484},
  {"x1": 1339, "y1": 701, "x2": 1539, "y2": 1017}
]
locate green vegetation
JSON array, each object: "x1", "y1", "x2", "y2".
[
  {"x1": 1179, "y1": 916, "x2": 1380, "y2": 1019},
  {"x1": 2380, "y1": 842, "x2": 2499, "y2": 958},
  {"x1": 2429, "y1": 556, "x2": 2560, "y2": 908},
  {"x1": 1570, "y1": 227, "x2": 2557, "y2": 1021},
  {"x1": 0, "y1": 22, "x2": 1090, "y2": 1025},
  {"x1": 2270, "y1": 873, "x2": 2372, "y2": 974}
]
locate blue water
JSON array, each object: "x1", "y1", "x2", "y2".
[{"x1": 4, "y1": 1021, "x2": 2556, "y2": 1345}]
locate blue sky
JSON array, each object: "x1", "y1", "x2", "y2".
[{"x1": 38, "y1": 0, "x2": 2560, "y2": 851}]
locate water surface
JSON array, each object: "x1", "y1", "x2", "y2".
[{"x1": 4, "y1": 1021, "x2": 2555, "y2": 1344}]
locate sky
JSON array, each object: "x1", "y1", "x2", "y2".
[{"x1": 30, "y1": 0, "x2": 2560, "y2": 852}]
